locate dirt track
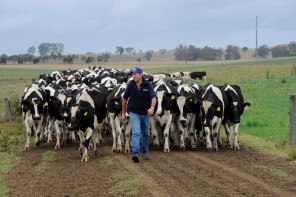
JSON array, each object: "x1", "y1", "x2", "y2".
[{"x1": 6, "y1": 136, "x2": 296, "y2": 197}]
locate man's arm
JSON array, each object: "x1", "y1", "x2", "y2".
[{"x1": 121, "y1": 98, "x2": 127, "y2": 121}]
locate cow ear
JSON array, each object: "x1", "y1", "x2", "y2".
[{"x1": 243, "y1": 102, "x2": 251, "y2": 110}]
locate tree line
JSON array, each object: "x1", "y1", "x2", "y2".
[
  {"x1": 1, "y1": 41, "x2": 296, "y2": 64},
  {"x1": 174, "y1": 41, "x2": 296, "y2": 62}
]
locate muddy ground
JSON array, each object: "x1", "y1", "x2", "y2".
[{"x1": 6, "y1": 136, "x2": 296, "y2": 197}]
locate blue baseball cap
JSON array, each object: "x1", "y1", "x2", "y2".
[{"x1": 130, "y1": 67, "x2": 143, "y2": 73}]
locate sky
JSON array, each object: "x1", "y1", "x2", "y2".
[{"x1": 0, "y1": 0, "x2": 295, "y2": 56}]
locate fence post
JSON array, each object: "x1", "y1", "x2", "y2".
[
  {"x1": 290, "y1": 95, "x2": 296, "y2": 145},
  {"x1": 5, "y1": 98, "x2": 12, "y2": 122}
]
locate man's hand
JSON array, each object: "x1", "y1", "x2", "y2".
[
  {"x1": 121, "y1": 113, "x2": 126, "y2": 123},
  {"x1": 147, "y1": 107, "x2": 154, "y2": 115}
]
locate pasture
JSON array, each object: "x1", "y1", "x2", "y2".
[{"x1": 1, "y1": 57, "x2": 296, "y2": 196}]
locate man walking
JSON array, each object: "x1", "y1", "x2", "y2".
[{"x1": 121, "y1": 67, "x2": 156, "y2": 163}]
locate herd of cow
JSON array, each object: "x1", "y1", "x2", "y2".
[{"x1": 21, "y1": 66, "x2": 250, "y2": 161}]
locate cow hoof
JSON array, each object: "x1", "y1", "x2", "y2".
[
  {"x1": 112, "y1": 149, "x2": 116, "y2": 153},
  {"x1": 35, "y1": 141, "x2": 41, "y2": 146},
  {"x1": 24, "y1": 147, "x2": 29, "y2": 151},
  {"x1": 180, "y1": 146, "x2": 186, "y2": 151},
  {"x1": 164, "y1": 149, "x2": 170, "y2": 153},
  {"x1": 125, "y1": 149, "x2": 130, "y2": 154},
  {"x1": 81, "y1": 157, "x2": 89, "y2": 162},
  {"x1": 55, "y1": 146, "x2": 60, "y2": 149}
]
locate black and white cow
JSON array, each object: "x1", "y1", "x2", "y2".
[
  {"x1": 200, "y1": 84, "x2": 228, "y2": 151},
  {"x1": 22, "y1": 84, "x2": 49, "y2": 150},
  {"x1": 68, "y1": 88, "x2": 107, "y2": 161},
  {"x1": 221, "y1": 84, "x2": 251, "y2": 149},
  {"x1": 189, "y1": 71, "x2": 207, "y2": 80},
  {"x1": 107, "y1": 82, "x2": 131, "y2": 153},
  {"x1": 150, "y1": 79, "x2": 177, "y2": 152},
  {"x1": 174, "y1": 84, "x2": 198, "y2": 150}
]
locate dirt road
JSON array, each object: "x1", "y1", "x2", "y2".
[{"x1": 6, "y1": 136, "x2": 296, "y2": 197}]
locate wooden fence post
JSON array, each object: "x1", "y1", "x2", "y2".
[
  {"x1": 290, "y1": 95, "x2": 296, "y2": 145},
  {"x1": 5, "y1": 98, "x2": 12, "y2": 122}
]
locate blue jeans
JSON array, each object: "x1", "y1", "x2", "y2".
[{"x1": 129, "y1": 112, "x2": 150, "y2": 157}]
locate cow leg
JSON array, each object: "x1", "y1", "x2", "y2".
[
  {"x1": 47, "y1": 118, "x2": 54, "y2": 143},
  {"x1": 24, "y1": 117, "x2": 32, "y2": 150},
  {"x1": 81, "y1": 128, "x2": 93, "y2": 162},
  {"x1": 188, "y1": 115, "x2": 196, "y2": 150},
  {"x1": 224, "y1": 123, "x2": 232, "y2": 148},
  {"x1": 124, "y1": 122, "x2": 131, "y2": 153},
  {"x1": 109, "y1": 113, "x2": 117, "y2": 152},
  {"x1": 35, "y1": 116, "x2": 44, "y2": 146},
  {"x1": 177, "y1": 120, "x2": 185, "y2": 151},
  {"x1": 78, "y1": 131, "x2": 85, "y2": 156},
  {"x1": 204, "y1": 127, "x2": 212, "y2": 151},
  {"x1": 150, "y1": 118, "x2": 160, "y2": 149},
  {"x1": 92, "y1": 128, "x2": 99, "y2": 157},
  {"x1": 70, "y1": 130, "x2": 76, "y2": 142},
  {"x1": 233, "y1": 123, "x2": 240, "y2": 149},
  {"x1": 163, "y1": 115, "x2": 172, "y2": 153},
  {"x1": 54, "y1": 121, "x2": 61, "y2": 149},
  {"x1": 170, "y1": 122, "x2": 179, "y2": 147},
  {"x1": 212, "y1": 119, "x2": 222, "y2": 151},
  {"x1": 114, "y1": 117, "x2": 122, "y2": 153}
]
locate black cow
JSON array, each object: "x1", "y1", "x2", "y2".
[
  {"x1": 174, "y1": 84, "x2": 198, "y2": 150},
  {"x1": 221, "y1": 84, "x2": 251, "y2": 149},
  {"x1": 68, "y1": 88, "x2": 107, "y2": 161},
  {"x1": 200, "y1": 83, "x2": 228, "y2": 151},
  {"x1": 22, "y1": 84, "x2": 49, "y2": 150},
  {"x1": 107, "y1": 82, "x2": 131, "y2": 153},
  {"x1": 150, "y1": 79, "x2": 177, "y2": 152},
  {"x1": 189, "y1": 71, "x2": 207, "y2": 80}
]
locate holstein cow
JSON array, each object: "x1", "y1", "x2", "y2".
[
  {"x1": 68, "y1": 88, "x2": 107, "y2": 161},
  {"x1": 175, "y1": 84, "x2": 198, "y2": 150},
  {"x1": 189, "y1": 71, "x2": 207, "y2": 80},
  {"x1": 150, "y1": 79, "x2": 177, "y2": 152},
  {"x1": 200, "y1": 84, "x2": 228, "y2": 151},
  {"x1": 221, "y1": 84, "x2": 251, "y2": 149},
  {"x1": 22, "y1": 84, "x2": 49, "y2": 150},
  {"x1": 107, "y1": 82, "x2": 131, "y2": 153}
]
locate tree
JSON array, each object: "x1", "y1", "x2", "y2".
[
  {"x1": 175, "y1": 44, "x2": 189, "y2": 62},
  {"x1": 0, "y1": 54, "x2": 8, "y2": 64},
  {"x1": 116, "y1": 46, "x2": 124, "y2": 55},
  {"x1": 225, "y1": 45, "x2": 241, "y2": 60},
  {"x1": 144, "y1": 50, "x2": 153, "y2": 61},
  {"x1": 27, "y1": 46, "x2": 36, "y2": 55},
  {"x1": 242, "y1": 47, "x2": 248, "y2": 52},
  {"x1": 200, "y1": 46, "x2": 223, "y2": 60},
  {"x1": 125, "y1": 47, "x2": 134, "y2": 54},
  {"x1": 288, "y1": 41, "x2": 296, "y2": 56},
  {"x1": 270, "y1": 45, "x2": 289, "y2": 58},
  {"x1": 257, "y1": 45, "x2": 269, "y2": 58},
  {"x1": 38, "y1": 43, "x2": 51, "y2": 56}
]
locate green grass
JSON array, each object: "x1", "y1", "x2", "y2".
[
  {"x1": 35, "y1": 151, "x2": 56, "y2": 173},
  {"x1": 108, "y1": 170, "x2": 141, "y2": 196},
  {"x1": 238, "y1": 76, "x2": 296, "y2": 143}
]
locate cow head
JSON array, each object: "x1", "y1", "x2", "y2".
[
  {"x1": 22, "y1": 97, "x2": 46, "y2": 120},
  {"x1": 155, "y1": 91, "x2": 176, "y2": 116},
  {"x1": 201, "y1": 100, "x2": 222, "y2": 127},
  {"x1": 229, "y1": 101, "x2": 251, "y2": 124},
  {"x1": 176, "y1": 95, "x2": 197, "y2": 127}
]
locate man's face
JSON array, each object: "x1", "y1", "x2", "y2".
[{"x1": 132, "y1": 72, "x2": 142, "y2": 82}]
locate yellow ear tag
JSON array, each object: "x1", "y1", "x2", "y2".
[
  {"x1": 244, "y1": 106, "x2": 249, "y2": 110},
  {"x1": 171, "y1": 95, "x2": 175, "y2": 100},
  {"x1": 44, "y1": 102, "x2": 48, "y2": 107},
  {"x1": 84, "y1": 111, "x2": 88, "y2": 116},
  {"x1": 216, "y1": 106, "x2": 221, "y2": 111}
]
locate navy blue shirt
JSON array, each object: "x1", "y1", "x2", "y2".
[{"x1": 123, "y1": 78, "x2": 156, "y2": 115}]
